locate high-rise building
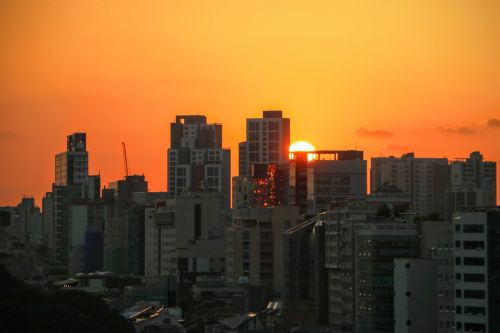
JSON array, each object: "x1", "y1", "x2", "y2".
[
  {"x1": 44, "y1": 133, "x2": 103, "y2": 274},
  {"x1": 453, "y1": 207, "x2": 500, "y2": 333},
  {"x1": 55, "y1": 133, "x2": 88, "y2": 186},
  {"x1": 289, "y1": 150, "x2": 366, "y2": 214},
  {"x1": 167, "y1": 115, "x2": 231, "y2": 210},
  {"x1": 235, "y1": 111, "x2": 291, "y2": 208},
  {"x1": 244, "y1": 110, "x2": 290, "y2": 173},
  {"x1": 371, "y1": 153, "x2": 450, "y2": 219}
]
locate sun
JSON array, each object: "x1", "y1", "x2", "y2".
[
  {"x1": 289, "y1": 141, "x2": 315, "y2": 152},
  {"x1": 289, "y1": 141, "x2": 316, "y2": 161}
]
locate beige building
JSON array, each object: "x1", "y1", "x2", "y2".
[{"x1": 226, "y1": 206, "x2": 301, "y2": 295}]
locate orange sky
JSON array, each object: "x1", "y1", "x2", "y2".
[{"x1": 1, "y1": 0, "x2": 499, "y2": 206}]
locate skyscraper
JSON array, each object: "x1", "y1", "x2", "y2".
[
  {"x1": 167, "y1": 115, "x2": 231, "y2": 210},
  {"x1": 234, "y1": 111, "x2": 290, "y2": 209}
]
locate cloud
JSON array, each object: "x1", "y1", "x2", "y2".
[
  {"x1": 355, "y1": 127, "x2": 394, "y2": 138},
  {"x1": 436, "y1": 126, "x2": 475, "y2": 135},
  {"x1": 0, "y1": 131, "x2": 15, "y2": 141},
  {"x1": 487, "y1": 118, "x2": 500, "y2": 128}
]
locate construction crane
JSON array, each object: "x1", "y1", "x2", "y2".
[{"x1": 121, "y1": 142, "x2": 129, "y2": 178}]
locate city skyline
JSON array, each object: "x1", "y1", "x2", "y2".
[
  {"x1": 2, "y1": 1, "x2": 500, "y2": 205},
  {"x1": 0, "y1": 112, "x2": 499, "y2": 206}
]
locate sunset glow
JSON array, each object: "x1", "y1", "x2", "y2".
[{"x1": 0, "y1": 1, "x2": 499, "y2": 205}]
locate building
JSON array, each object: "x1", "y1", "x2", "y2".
[
  {"x1": 242, "y1": 110, "x2": 290, "y2": 176},
  {"x1": 55, "y1": 133, "x2": 88, "y2": 186},
  {"x1": 323, "y1": 194, "x2": 417, "y2": 333},
  {"x1": 144, "y1": 193, "x2": 231, "y2": 277},
  {"x1": 453, "y1": 207, "x2": 500, "y2": 333},
  {"x1": 289, "y1": 150, "x2": 366, "y2": 214},
  {"x1": 419, "y1": 220, "x2": 455, "y2": 333},
  {"x1": 167, "y1": 115, "x2": 231, "y2": 210},
  {"x1": 282, "y1": 215, "x2": 328, "y2": 326},
  {"x1": 226, "y1": 206, "x2": 301, "y2": 295},
  {"x1": 394, "y1": 258, "x2": 437, "y2": 333},
  {"x1": 446, "y1": 152, "x2": 497, "y2": 221},
  {"x1": 371, "y1": 153, "x2": 450, "y2": 219},
  {"x1": 235, "y1": 111, "x2": 291, "y2": 208}
]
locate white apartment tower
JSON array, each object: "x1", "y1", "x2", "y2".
[
  {"x1": 240, "y1": 110, "x2": 290, "y2": 177},
  {"x1": 167, "y1": 115, "x2": 231, "y2": 210}
]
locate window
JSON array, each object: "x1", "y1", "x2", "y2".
[
  {"x1": 463, "y1": 257, "x2": 485, "y2": 266},
  {"x1": 464, "y1": 273, "x2": 485, "y2": 282},
  {"x1": 463, "y1": 224, "x2": 484, "y2": 233},
  {"x1": 464, "y1": 290, "x2": 485, "y2": 299},
  {"x1": 464, "y1": 306, "x2": 485, "y2": 315},
  {"x1": 463, "y1": 241, "x2": 484, "y2": 250}
]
